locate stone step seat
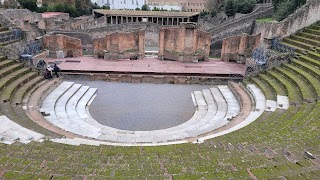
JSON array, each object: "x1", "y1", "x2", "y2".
[
  {"x1": 250, "y1": 77, "x2": 276, "y2": 101},
  {"x1": 282, "y1": 38, "x2": 316, "y2": 51},
  {"x1": 304, "y1": 28, "x2": 320, "y2": 36},
  {"x1": 274, "y1": 67, "x2": 316, "y2": 102},
  {"x1": 0, "y1": 59, "x2": 15, "y2": 69},
  {"x1": 284, "y1": 64, "x2": 320, "y2": 100},
  {"x1": 279, "y1": 41, "x2": 308, "y2": 54},
  {"x1": 291, "y1": 35, "x2": 320, "y2": 47},
  {"x1": 0, "y1": 63, "x2": 24, "y2": 78},
  {"x1": 0, "y1": 115, "x2": 45, "y2": 144},
  {"x1": 257, "y1": 74, "x2": 287, "y2": 96},
  {"x1": 66, "y1": 85, "x2": 90, "y2": 119},
  {"x1": 11, "y1": 76, "x2": 44, "y2": 105},
  {"x1": 0, "y1": 56, "x2": 6, "y2": 61},
  {"x1": 40, "y1": 81, "x2": 75, "y2": 116},
  {"x1": 0, "y1": 67, "x2": 30, "y2": 91},
  {"x1": 76, "y1": 88, "x2": 98, "y2": 119},
  {"x1": 310, "y1": 25, "x2": 320, "y2": 31},
  {"x1": 0, "y1": 72, "x2": 38, "y2": 103},
  {"x1": 55, "y1": 84, "x2": 82, "y2": 119},
  {"x1": 307, "y1": 51, "x2": 320, "y2": 60},
  {"x1": 299, "y1": 55, "x2": 320, "y2": 68},
  {"x1": 268, "y1": 71, "x2": 302, "y2": 105},
  {"x1": 0, "y1": 26, "x2": 8, "y2": 32},
  {"x1": 292, "y1": 59, "x2": 320, "y2": 79},
  {"x1": 297, "y1": 32, "x2": 320, "y2": 41},
  {"x1": 217, "y1": 85, "x2": 240, "y2": 120},
  {"x1": 198, "y1": 84, "x2": 266, "y2": 142}
]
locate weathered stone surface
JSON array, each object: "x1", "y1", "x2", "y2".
[
  {"x1": 42, "y1": 34, "x2": 83, "y2": 58},
  {"x1": 159, "y1": 23, "x2": 211, "y2": 62},
  {"x1": 93, "y1": 31, "x2": 145, "y2": 60},
  {"x1": 221, "y1": 33, "x2": 261, "y2": 62},
  {"x1": 254, "y1": 0, "x2": 320, "y2": 40}
]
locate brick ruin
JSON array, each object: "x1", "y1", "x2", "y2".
[
  {"x1": 221, "y1": 33, "x2": 261, "y2": 63},
  {"x1": 158, "y1": 23, "x2": 211, "y2": 62},
  {"x1": 93, "y1": 31, "x2": 145, "y2": 60},
  {"x1": 42, "y1": 34, "x2": 83, "y2": 58}
]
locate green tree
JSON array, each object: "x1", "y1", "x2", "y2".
[
  {"x1": 17, "y1": 0, "x2": 37, "y2": 11},
  {"x1": 273, "y1": 0, "x2": 295, "y2": 21},
  {"x1": 224, "y1": 0, "x2": 236, "y2": 17},
  {"x1": 141, "y1": 4, "x2": 150, "y2": 11},
  {"x1": 234, "y1": 0, "x2": 256, "y2": 14}
]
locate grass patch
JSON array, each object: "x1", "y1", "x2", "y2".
[{"x1": 256, "y1": 18, "x2": 274, "y2": 23}]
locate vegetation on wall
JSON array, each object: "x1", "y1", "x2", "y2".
[{"x1": 273, "y1": 0, "x2": 307, "y2": 21}]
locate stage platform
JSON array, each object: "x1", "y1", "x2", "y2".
[{"x1": 45, "y1": 56, "x2": 246, "y2": 77}]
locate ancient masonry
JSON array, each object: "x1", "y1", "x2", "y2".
[
  {"x1": 221, "y1": 34, "x2": 261, "y2": 62},
  {"x1": 159, "y1": 23, "x2": 211, "y2": 62},
  {"x1": 93, "y1": 31, "x2": 145, "y2": 60},
  {"x1": 42, "y1": 34, "x2": 83, "y2": 58}
]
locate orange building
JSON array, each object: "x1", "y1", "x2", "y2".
[{"x1": 147, "y1": 0, "x2": 206, "y2": 12}]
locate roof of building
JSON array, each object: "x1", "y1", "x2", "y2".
[
  {"x1": 93, "y1": 9, "x2": 199, "y2": 17},
  {"x1": 41, "y1": 12, "x2": 68, "y2": 19}
]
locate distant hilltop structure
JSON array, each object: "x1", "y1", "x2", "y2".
[{"x1": 94, "y1": 0, "x2": 146, "y2": 10}]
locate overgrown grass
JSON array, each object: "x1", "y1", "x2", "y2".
[{"x1": 256, "y1": 18, "x2": 274, "y2": 23}]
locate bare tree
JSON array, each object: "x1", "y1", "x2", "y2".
[{"x1": 205, "y1": 0, "x2": 224, "y2": 16}]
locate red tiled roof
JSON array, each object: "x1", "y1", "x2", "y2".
[{"x1": 93, "y1": 9, "x2": 199, "y2": 17}]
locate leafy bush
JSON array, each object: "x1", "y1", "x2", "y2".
[
  {"x1": 273, "y1": 0, "x2": 306, "y2": 21},
  {"x1": 234, "y1": 0, "x2": 256, "y2": 14},
  {"x1": 225, "y1": 0, "x2": 236, "y2": 17}
]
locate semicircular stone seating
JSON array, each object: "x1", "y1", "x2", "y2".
[{"x1": 38, "y1": 79, "x2": 288, "y2": 145}]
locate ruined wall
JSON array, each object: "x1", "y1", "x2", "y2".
[
  {"x1": 43, "y1": 13, "x2": 70, "y2": 29},
  {"x1": 207, "y1": 4, "x2": 273, "y2": 56},
  {"x1": 42, "y1": 34, "x2": 82, "y2": 58},
  {"x1": 221, "y1": 34, "x2": 261, "y2": 62},
  {"x1": 254, "y1": 0, "x2": 320, "y2": 40},
  {"x1": 159, "y1": 23, "x2": 210, "y2": 62},
  {"x1": 93, "y1": 31, "x2": 145, "y2": 60},
  {"x1": 48, "y1": 22, "x2": 162, "y2": 51}
]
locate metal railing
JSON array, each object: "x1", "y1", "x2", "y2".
[
  {"x1": 0, "y1": 29, "x2": 22, "y2": 45},
  {"x1": 271, "y1": 38, "x2": 296, "y2": 58}
]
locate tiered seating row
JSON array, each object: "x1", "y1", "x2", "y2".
[
  {"x1": 0, "y1": 115, "x2": 45, "y2": 144},
  {"x1": 41, "y1": 82, "x2": 247, "y2": 144},
  {"x1": 0, "y1": 56, "x2": 60, "y2": 139}
]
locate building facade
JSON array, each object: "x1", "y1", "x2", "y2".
[
  {"x1": 95, "y1": 0, "x2": 146, "y2": 10},
  {"x1": 147, "y1": 0, "x2": 206, "y2": 12}
]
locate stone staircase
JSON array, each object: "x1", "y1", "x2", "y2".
[
  {"x1": 0, "y1": 24, "x2": 21, "y2": 46},
  {"x1": 0, "y1": 56, "x2": 60, "y2": 144},
  {"x1": 34, "y1": 79, "x2": 289, "y2": 145}
]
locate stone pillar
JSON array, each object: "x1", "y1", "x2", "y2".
[
  {"x1": 156, "y1": 17, "x2": 159, "y2": 25},
  {"x1": 162, "y1": 18, "x2": 164, "y2": 25},
  {"x1": 116, "y1": 16, "x2": 118, "y2": 24},
  {"x1": 187, "y1": 17, "x2": 190, "y2": 22},
  {"x1": 192, "y1": 29, "x2": 198, "y2": 53},
  {"x1": 111, "y1": 16, "x2": 113, "y2": 24},
  {"x1": 138, "y1": 31, "x2": 145, "y2": 58},
  {"x1": 159, "y1": 29, "x2": 165, "y2": 57},
  {"x1": 167, "y1": 18, "x2": 169, "y2": 25},
  {"x1": 239, "y1": 34, "x2": 248, "y2": 54},
  {"x1": 121, "y1": 16, "x2": 123, "y2": 24}
]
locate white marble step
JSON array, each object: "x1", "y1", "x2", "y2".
[
  {"x1": 197, "y1": 84, "x2": 266, "y2": 142},
  {"x1": 41, "y1": 81, "x2": 74, "y2": 116},
  {"x1": 247, "y1": 84, "x2": 266, "y2": 111},
  {"x1": 218, "y1": 85, "x2": 240, "y2": 120},
  {"x1": 55, "y1": 84, "x2": 82, "y2": 119},
  {"x1": 0, "y1": 115, "x2": 45, "y2": 144},
  {"x1": 76, "y1": 88, "x2": 97, "y2": 119},
  {"x1": 66, "y1": 86, "x2": 90, "y2": 119},
  {"x1": 265, "y1": 100, "x2": 277, "y2": 112},
  {"x1": 209, "y1": 87, "x2": 228, "y2": 128},
  {"x1": 193, "y1": 91, "x2": 207, "y2": 110},
  {"x1": 277, "y1": 95, "x2": 289, "y2": 110}
]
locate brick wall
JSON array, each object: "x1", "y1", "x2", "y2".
[
  {"x1": 159, "y1": 23, "x2": 210, "y2": 62},
  {"x1": 221, "y1": 33, "x2": 261, "y2": 62},
  {"x1": 42, "y1": 34, "x2": 82, "y2": 58},
  {"x1": 93, "y1": 31, "x2": 145, "y2": 60}
]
